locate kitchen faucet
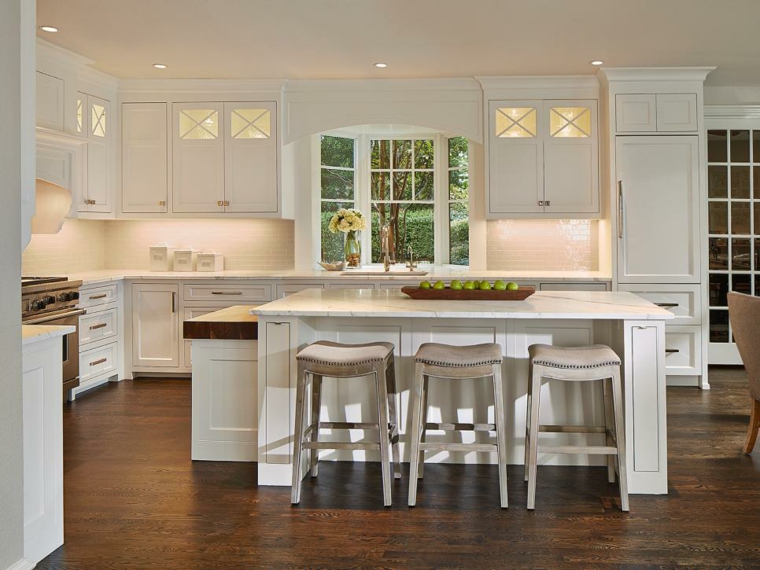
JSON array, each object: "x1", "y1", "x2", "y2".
[{"x1": 380, "y1": 223, "x2": 391, "y2": 272}]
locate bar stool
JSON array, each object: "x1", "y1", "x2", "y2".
[
  {"x1": 408, "y1": 342, "x2": 508, "y2": 508},
  {"x1": 524, "y1": 344, "x2": 628, "y2": 511},
  {"x1": 291, "y1": 340, "x2": 401, "y2": 507}
]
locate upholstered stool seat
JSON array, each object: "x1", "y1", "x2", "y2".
[
  {"x1": 525, "y1": 343, "x2": 629, "y2": 512},
  {"x1": 291, "y1": 340, "x2": 400, "y2": 507},
  {"x1": 408, "y1": 342, "x2": 509, "y2": 509}
]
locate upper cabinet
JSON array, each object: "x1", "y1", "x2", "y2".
[
  {"x1": 615, "y1": 93, "x2": 698, "y2": 133},
  {"x1": 172, "y1": 101, "x2": 278, "y2": 214},
  {"x1": 36, "y1": 71, "x2": 64, "y2": 131},
  {"x1": 76, "y1": 92, "x2": 112, "y2": 214},
  {"x1": 487, "y1": 99, "x2": 599, "y2": 218},
  {"x1": 122, "y1": 103, "x2": 168, "y2": 213}
]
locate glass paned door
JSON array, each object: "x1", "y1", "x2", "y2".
[{"x1": 707, "y1": 129, "x2": 759, "y2": 360}]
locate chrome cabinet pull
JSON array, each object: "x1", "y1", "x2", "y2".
[
  {"x1": 89, "y1": 323, "x2": 107, "y2": 330},
  {"x1": 618, "y1": 180, "x2": 624, "y2": 239},
  {"x1": 89, "y1": 358, "x2": 107, "y2": 366},
  {"x1": 211, "y1": 291, "x2": 242, "y2": 295},
  {"x1": 89, "y1": 294, "x2": 107, "y2": 300}
]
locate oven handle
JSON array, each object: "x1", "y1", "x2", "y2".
[{"x1": 23, "y1": 308, "x2": 87, "y2": 325}]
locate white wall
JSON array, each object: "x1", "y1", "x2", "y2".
[
  {"x1": 705, "y1": 86, "x2": 760, "y2": 106},
  {"x1": 0, "y1": 1, "x2": 32, "y2": 568}
]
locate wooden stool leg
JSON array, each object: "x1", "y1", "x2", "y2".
[
  {"x1": 524, "y1": 360, "x2": 533, "y2": 482},
  {"x1": 408, "y1": 362, "x2": 425, "y2": 506},
  {"x1": 744, "y1": 398, "x2": 760, "y2": 454},
  {"x1": 418, "y1": 375, "x2": 429, "y2": 479},
  {"x1": 526, "y1": 365, "x2": 542, "y2": 510},
  {"x1": 492, "y1": 363, "x2": 509, "y2": 509},
  {"x1": 309, "y1": 374, "x2": 323, "y2": 478},
  {"x1": 291, "y1": 363, "x2": 309, "y2": 505},
  {"x1": 375, "y1": 363, "x2": 392, "y2": 507},
  {"x1": 386, "y1": 355, "x2": 401, "y2": 479},
  {"x1": 611, "y1": 367, "x2": 629, "y2": 512},
  {"x1": 602, "y1": 377, "x2": 616, "y2": 483}
]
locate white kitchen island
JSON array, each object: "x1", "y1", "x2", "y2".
[{"x1": 254, "y1": 289, "x2": 673, "y2": 494}]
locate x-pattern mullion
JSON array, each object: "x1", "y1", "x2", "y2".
[
  {"x1": 92, "y1": 106, "x2": 106, "y2": 136},
  {"x1": 232, "y1": 109, "x2": 269, "y2": 139},
  {"x1": 180, "y1": 110, "x2": 217, "y2": 139},
  {"x1": 550, "y1": 107, "x2": 590, "y2": 137},
  {"x1": 496, "y1": 108, "x2": 535, "y2": 138}
]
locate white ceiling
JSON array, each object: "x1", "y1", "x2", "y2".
[{"x1": 36, "y1": 0, "x2": 760, "y2": 86}]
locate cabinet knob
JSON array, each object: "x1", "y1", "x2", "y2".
[
  {"x1": 224, "y1": 200, "x2": 230, "y2": 207},
  {"x1": 538, "y1": 200, "x2": 545, "y2": 206},
  {"x1": 545, "y1": 200, "x2": 551, "y2": 206},
  {"x1": 158, "y1": 200, "x2": 166, "y2": 206},
  {"x1": 217, "y1": 201, "x2": 224, "y2": 207}
]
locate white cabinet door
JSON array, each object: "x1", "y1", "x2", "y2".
[
  {"x1": 656, "y1": 94, "x2": 698, "y2": 132},
  {"x1": 122, "y1": 102, "x2": 168, "y2": 213},
  {"x1": 224, "y1": 102, "x2": 278, "y2": 213},
  {"x1": 172, "y1": 102, "x2": 225, "y2": 213},
  {"x1": 78, "y1": 93, "x2": 112, "y2": 213},
  {"x1": 36, "y1": 72, "x2": 64, "y2": 131},
  {"x1": 131, "y1": 283, "x2": 179, "y2": 368},
  {"x1": 488, "y1": 101, "x2": 543, "y2": 214},
  {"x1": 616, "y1": 136, "x2": 700, "y2": 283},
  {"x1": 615, "y1": 94, "x2": 657, "y2": 132},
  {"x1": 543, "y1": 100, "x2": 599, "y2": 214}
]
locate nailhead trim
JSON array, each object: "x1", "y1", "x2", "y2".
[
  {"x1": 297, "y1": 356, "x2": 388, "y2": 366},
  {"x1": 532, "y1": 359, "x2": 621, "y2": 369},
  {"x1": 416, "y1": 358, "x2": 503, "y2": 367}
]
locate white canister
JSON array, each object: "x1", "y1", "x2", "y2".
[
  {"x1": 173, "y1": 248, "x2": 195, "y2": 271},
  {"x1": 196, "y1": 253, "x2": 223, "y2": 272},
  {"x1": 149, "y1": 245, "x2": 174, "y2": 271}
]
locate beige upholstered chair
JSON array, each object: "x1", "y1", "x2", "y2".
[{"x1": 727, "y1": 292, "x2": 760, "y2": 454}]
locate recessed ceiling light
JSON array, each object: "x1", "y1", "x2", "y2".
[
  {"x1": 374, "y1": 62, "x2": 388, "y2": 68},
  {"x1": 590, "y1": 60, "x2": 604, "y2": 66},
  {"x1": 153, "y1": 63, "x2": 168, "y2": 69},
  {"x1": 39, "y1": 26, "x2": 59, "y2": 33}
]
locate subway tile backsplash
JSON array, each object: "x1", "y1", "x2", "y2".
[
  {"x1": 22, "y1": 218, "x2": 295, "y2": 274},
  {"x1": 486, "y1": 219, "x2": 599, "y2": 271}
]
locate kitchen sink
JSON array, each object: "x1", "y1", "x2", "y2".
[{"x1": 341, "y1": 268, "x2": 429, "y2": 276}]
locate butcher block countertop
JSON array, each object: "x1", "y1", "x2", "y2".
[{"x1": 183, "y1": 305, "x2": 259, "y2": 341}]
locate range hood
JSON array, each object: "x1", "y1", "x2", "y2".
[{"x1": 33, "y1": 127, "x2": 87, "y2": 234}]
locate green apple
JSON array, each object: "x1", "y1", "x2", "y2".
[
  {"x1": 494, "y1": 280, "x2": 507, "y2": 291},
  {"x1": 506, "y1": 282, "x2": 519, "y2": 291},
  {"x1": 419, "y1": 281, "x2": 432, "y2": 289},
  {"x1": 433, "y1": 280, "x2": 446, "y2": 290},
  {"x1": 450, "y1": 280, "x2": 463, "y2": 290},
  {"x1": 479, "y1": 280, "x2": 492, "y2": 290},
  {"x1": 463, "y1": 281, "x2": 476, "y2": 290}
]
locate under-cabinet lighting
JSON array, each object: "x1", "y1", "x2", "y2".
[
  {"x1": 39, "y1": 26, "x2": 59, "y2": 33},
  {"x1": 153, "y1": 63, "x2": 168, "y2": 69}
]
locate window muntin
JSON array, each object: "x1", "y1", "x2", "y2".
[
  {"x1": 495, "y1": 107, "x2": 537, "y2": 138},
  {"x1": 320, "y1": 135, "x2": 356, "y2": 262},
  {"x1": 231, "y1": 108, "x2": 271, "y2": 139},
  {"x1": 91, "y1": 103, "x2": 106, "y2": 138},
  {"x1": 179, "y1": 109, "x2": 218, "y2": 140},
  {"x1": 370, "y1": 139, "x2": 435, "y2": 263},
  {"x1": 549, "y1": 106, "x2": 591, "y2": 138},
  {"x1": 448, "y1": 137, "x2": 469, "y2": 266}
]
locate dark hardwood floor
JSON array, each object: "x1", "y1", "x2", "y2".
[{"x1": 37, "y1": 369, "x2": 760, "y2": 569}]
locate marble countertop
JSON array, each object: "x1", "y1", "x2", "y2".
[
  {"x1": 252, "y1": 289, "x2": 674, "y2": 320},
  {"x1": 66, "y1": 268, "x2": 612, "y2": 287},
  {"x1": 22, "y1": 325, "x2": 76, "y2": 346}
]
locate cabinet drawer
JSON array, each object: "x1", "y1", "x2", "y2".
[
  {"x1": 618, "y1": 284, "x2": 700, "y2": 325},
  {"x1": 183, "y1": 283, "x2": 272, "y2": 303},
  {"x1": 79, "y1": 284, "x2": 119, "y2": 308},
  {"x1": 664, "y1": 326, "x2": 702, "y2": 376},
  {"x1": 79, "y1": 305, "x2": 118, "y2": 345},
  {"x1": 79, "y1": 342, "x2": 118, "y2": 384},
  {"x1": 326, "y1": 282, "x2": 376, "y2": 290},
  {"x1": 276, "y1": 283, "x2": 325, "y2": 299},
  {"x1": 539, "y1": 282, "x2": 608, "y2": 292}
]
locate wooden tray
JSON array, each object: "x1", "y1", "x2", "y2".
[{"x1": 401, "y1": 285, "x2": 535, "y2": 301}]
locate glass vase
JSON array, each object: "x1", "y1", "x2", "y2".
[{"x1": 344, "y1": 230, "x2": 361, "y2": 268}]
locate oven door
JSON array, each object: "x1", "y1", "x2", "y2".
[{"x1": 23, "y1": 308, "x2": 86, "y2": 393}]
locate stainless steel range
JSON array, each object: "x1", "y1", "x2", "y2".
[{"x1": 22, "y1": 277, "x2": 84, "y2": 396}]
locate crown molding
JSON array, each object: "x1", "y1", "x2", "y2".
[
  {"x1": 37, "y1": 38, "x2": 93, "y2": 69},
  {"x1": 598, "y1": 67, "x2": 715, "y2": 83},
  {"x1": 705, "y1": 105, "x2": 760, "y2": 119},
  {"x1": 284, "y1": 78, "x2": 482, "y2": 94},
  {"x1": 476, "y1": 75, "x2": 599, "y2": 91},
  {"x1": 118, "y1": 78, "x2": 287, "y2": 95}
]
